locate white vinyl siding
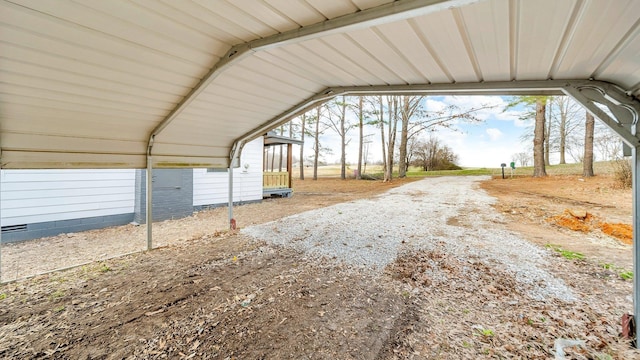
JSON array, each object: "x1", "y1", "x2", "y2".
[
  {"x1": 193, "y1": 137, "x2": 263, "y2": 206},
  {"x1": 1, "y1": 169, "x2": 135, "y2": 226}
]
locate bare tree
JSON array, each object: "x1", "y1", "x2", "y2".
[
  {"x1": 385, "y1": 96, "x2": 399, "y2": 182},
  {"x1": 506, "y1": 96, "x2": 547, "y2": 176},
  {"x1": 547, "y1": 96, "x2": 584, "y2": 164},
  {"x1": 583, "y1": 111, "x2": 595, "y2": 177},
  {"x1": 376, "y1": 96, "x2": 387, "y2": 176},
  {"x1": 594, "y1": 124, "x2": 622, "y2": 161},
  {"x1": 533, "y1": 98, "x2": 547, "y2": 177},
  {"x1": 356, "y1": 96, "x2": 363, "y2": 180},
  {"x1": 299, "y1": 114, "x2": 306, "y2": 180},
  {"x1": 512, "y1": 152, "x2": 531, "y2": 167},
  {"x1": 397, "y1": 96, "x2": 493, "y2": 177},
  {"x1": 398, "y1": 96, "x2": 424, "y2": 177},
  {"x1": 324, "y1": 96, "x2": 354, "y2": 180},
  {"x1": 544, "y1": 109, "x2": 551, "y2": 166},
  {"x1": 363, "y1": 96, "x2": 388, "y2": 176},
  {"x1": 312, "y1": 105, "x2": 329, "y2": 180},
  {"x1": 412, "y1": 136, "x2": 460, "y2": 171},
  {"x1": 278, "y1": 125, "x2": 284, "y2": 172}
]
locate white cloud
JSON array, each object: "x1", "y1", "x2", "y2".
[
  {"x1": 424, "y1": 98, "x2": 447, "y2": 112},
  {"x1": 486, "y1": 128, "x2": 503, "y2": 141}
]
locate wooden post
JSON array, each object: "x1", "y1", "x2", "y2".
[{"x1": 287, "y1": 143, "x2": 293, "y2": 188}]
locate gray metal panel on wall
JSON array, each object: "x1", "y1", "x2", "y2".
[{"x1": 134, "y1": 169, "x2": 194, "y2": 223}]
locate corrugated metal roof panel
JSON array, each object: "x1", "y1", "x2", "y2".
[
  {"x1": 410, "y1": 10, "x2": 480, "y2": 82},
  {"x1": 263, "y1": 0, "x2": 326, "y2": 27},
  {"x1": 459, "y1": 0, "x2": 510, "y2": 81},
  {"x1": 1, "y1": 0, "x2": 639, "y2": 169},
  {"x1": 305, "y1": 0, "x2": 359, "y2": 19},
  {"x1": 514, "y1": 0, "x2": 577, "y2": 80}
]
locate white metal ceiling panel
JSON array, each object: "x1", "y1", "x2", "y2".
[
  {"x1": 5, "y1": 0, "x2": 219, "y2": 66},
  {"x1": 192, "y1": 0, "x2": 280, "y2": 39},
  {"x1": 305, "y1": 0, "x2": 359, "y2": 19},
  {"x1": 514, "y1": 0, "x2": 577, "y2": 80},
  {"x1": 314, "y1": 33, "x2": 398, "y2": 85},
  {"x1": 596, "y1": 36, "x2": 640, "y2": 96},
  {"x1": 1, "y1": 0, "x2": 639, "y2": 169},
  {"x1": 551, "y1": 0, "x2": 640, "y2": 80},
  {"x1": 263, "y1": 0, "x2": 326, "y2": 27},
  {"x1": 1, "y1": 44, "x2": 192, "y2": 96},
  {"x1": 346, "y1": 27, "x2": 426, "y2": 84},
  {"x1": 291, "y1": 37, "x2": 385, "y2": 86},
  {"x1": 374, "y1": 21, "x2": 447, "y2": 83},
  {"x1": 351, "y1": 0, "x2": 393, "y2": 10},
  {"x1": 458, "y1": 0, "x2": 510, "y2": 81},
  {"x1": 274, "y1": 42, "x2": 363, "y2": 85},
  {"x1": 410, "y1": 10, "x2": 480, "y2": 83}
]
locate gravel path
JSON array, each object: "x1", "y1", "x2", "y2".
[{"x1": 242, "y1": 176, "x2": 575, "y2": 302}]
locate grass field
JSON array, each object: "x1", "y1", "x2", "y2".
[{"x1": 305, "y1": 160, "x2": 619, "y2": 179}]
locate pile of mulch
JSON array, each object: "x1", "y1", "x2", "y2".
[{"x1": 548, "y1": 209, "x2": 633, "y2": 245}]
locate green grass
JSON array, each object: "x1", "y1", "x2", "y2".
[
  {"x1": 49, "y1": 289, "x2": 65, "y2": 300},
  {"x1": 314, "y1": 160, "x2": 618, "y2": 179},
  {"x1": 474, "y1": 327, "x2": 494, "y2": 337},
  {"x1": 600, "y1": 263, "x2": 633, "y2": 281},
  {"x1": 99, "y1": 263, "x2": 111, "y2": 273},
  {"x1": 619, "y1": 271, "x2": 633, "y2": 280},
  {"x1": 0, "y1": 293, "x2": 6, "y2": 301},
  {"x1": 406, "y1": 168, "x2": 494, "y2": 177},
  {"x1": 601, "y1": 263, "x2": 614, "y2": 270},
  {"x1": 546, "y1": 244, "x2": 585, "y2": 261}
]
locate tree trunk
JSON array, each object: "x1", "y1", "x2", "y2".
[
  {"x1": 559, "y1": 102, "x2": 566, "y2": 164},
  {"x1": 299, "y1": 114, "x2": 306, "y2": 180},
  {"x1": 544, "y1": 110, "x2": 551, "y2": 166},
  {"x1": 385, "y1": 96, "x2": 398, "y2": 182},
  {"x1": 356, "y1": 96, "x2": 363, "y2": 180},
  {"x1": 379, "y1": 96, "x2": 387, "y2": 175},
  {"x1": 270, "y1": 145, "x2": 275, "y2": 172},
  {"x1": 278, "y1": 126, "x2": 284, "y2": 172},
  {"x1": 398, "y1": 96, "x2": 409, "y2": 178},
  {"x1": 533, "y1": 99, "x2": 547, "y2": 177},
  {"x1": 313, "y1": 106, "x2": 320, "y2": 180},
  {"x1": 340, "y1": 96, "x2": 347, "y2": 180},
  {"x1": 583, "y1": 111, "x2": 595, "y2": 177}
]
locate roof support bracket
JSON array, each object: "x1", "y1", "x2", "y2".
[{"x1": 562, "y1": 82, "x2": 640, "y2": 145}]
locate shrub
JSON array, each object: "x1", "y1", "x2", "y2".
[{"x1": 613, "y1": 157, "x2": 632, "y2": 189}]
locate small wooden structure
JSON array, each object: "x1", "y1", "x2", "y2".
[{"x1": 263, "y1": 132, "x2": 303, "y2": 198}]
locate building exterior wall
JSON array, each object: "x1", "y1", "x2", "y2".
[
  {"x1": 193, "y1": 137, "x2": 263, "y2": 207},
  {"x1": 133, "y1": 169, "x2": 194, "y2": 224},
  {"x1": 0, "y1": 138, "x2": 264, "y2": 242},
  {"x1": 1, "y1": 169, "x2": 136, "y2": 242}
]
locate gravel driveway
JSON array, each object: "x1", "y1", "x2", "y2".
[{"x1": 242, "y1": 176, "x2": 575, "y2": 302}]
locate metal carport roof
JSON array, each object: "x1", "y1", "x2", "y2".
[
  {"x1": 2, "y1": 0, "x2": 640, "y2": 341},
  {"x1": 1, "y1": 0, "x2": 639, "y2": 170}
]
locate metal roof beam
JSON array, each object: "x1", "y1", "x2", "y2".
[{"x1": 147, "y1": 0, "x2": 480, "y2": 158}]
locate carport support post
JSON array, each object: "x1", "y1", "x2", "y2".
[
  {"x1": 228, "y1": 167, "x2": 234, "y2": 229},
  {"x1": 146, "y1": 157, "x2": 153, "y2": 251},
  {"x1": 634, "y1": 145, "x2": 640, "y2": 347},
  {"x1": 0, "y1": 165, "x2": 3, "y2": 282}
]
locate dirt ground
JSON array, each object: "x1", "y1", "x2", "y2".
[
  {"x1": 480, "y1": 174, "x2": 633, "y2": 270},
  {"x1": 0, "y1": 175, "x2": 638, "y2": 359}
]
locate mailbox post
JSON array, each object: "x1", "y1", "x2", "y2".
[{"x1": 500, "y1": 163, "x2": 506, "y2": 179}]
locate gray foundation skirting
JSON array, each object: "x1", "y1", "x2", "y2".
[{"x1": 1, "y1": 213, "x2": 134, "y2": 243}]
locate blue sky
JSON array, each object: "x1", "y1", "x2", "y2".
[{"x1": 302, "y1": 95, "x2": 533, "y2": 168}]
